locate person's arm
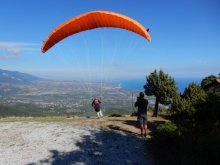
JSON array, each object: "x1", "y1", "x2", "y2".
[
  {"x1": 134, "y1": 99, "x2": 139, "y2": 107},
  {"x1": 145, "y1": 99, "x2": 148, "y2": 106},
  {"x1": 144, "y1": 99, "x2": 148, "y2": 109}
]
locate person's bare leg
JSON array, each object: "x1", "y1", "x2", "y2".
[
  {"x1": 140, "y1": 124, "x2": 144, "y2": 134},
  {"x1": 143, "y1": 124, "x2": 147, "y2": 137}
]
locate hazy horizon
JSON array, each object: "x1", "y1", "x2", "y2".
[{"x1": 1, "y1": 1, "x2": 219, "y2": 81}]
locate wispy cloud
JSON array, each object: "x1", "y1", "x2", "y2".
[
  {"x1": 195, "y1": 60, "x2": 207, "y2": 68},
  {"x1": 0, "y1": 42, "x2": 40, "y2": 60},
  {"x1": 0, "y1": 55, "x2": 21, "y2": 60}
]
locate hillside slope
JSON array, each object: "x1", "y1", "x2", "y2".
[{"x1": 0, "y1": 69, "x2": 42, "y2": 84}]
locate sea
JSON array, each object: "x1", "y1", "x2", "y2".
[{"x1": 110, "y1": 77, "x2": 203, "y2": 94}]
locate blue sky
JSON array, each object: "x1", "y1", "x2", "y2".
[{"x1": 1, "y1": 0, "x2": 220, "y2": 81}]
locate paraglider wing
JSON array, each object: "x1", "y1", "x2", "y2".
[{"x1": 41, "y1": 10, "x2": 151, "y2": 53}]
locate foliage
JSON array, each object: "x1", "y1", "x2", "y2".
[
  {"x1": 158, "y1": 108, "x2": 168, "y2": 113},
  {"x1": 195, "y1": 91, "x2": 220, "y2": 122},
  {"x1": 152, "y1": 122, "x2": 185, "y2": 165},
  {"x1": 170, "y1": 83, "x2": 207, "y2": 120},
  {"x1": 108, "y1": 111, "x2": 123, "y2": 117},
  {"x1": 201, "y1": 75, "x2": 217, "y2": 87},
  {"x1": 152, "y1": 75, "x2": 220, "y2": 165},
  {"x1": 169, "y1": 83, "x2": 220, "y2": 122},
  {"x1": 144, "y1": 69, "x2": 178, "y2": 104},
  {"x1": 155, "y1": 122, "x2": 184, "y2": 142},
  {"x1": 131, "y1": 107, "x2": 156, "y2": 116},
  {"x1": 152, "y1": 121, "x2": 220, "y2": 165},
  {"x1": 144, "y1": 69, "x2": 178, "y2": 116},
  {"x1": 147, "y1": 107, "x2": 154, "y2": 113},
  {"x1": 169, "y1": 94, "x2": 190, "y2": 118},
  {"x1": 130, "y1": 110, "x2": 138, "y2": 116}
]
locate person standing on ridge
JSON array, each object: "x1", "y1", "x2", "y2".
[
  {"x1": 134, "y1": 92, "x2": 148, "y2": 137},
  {"x1": 92, "y1": 98, "x2": 103, "y2": 118}
]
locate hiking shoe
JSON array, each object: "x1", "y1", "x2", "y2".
[{"x1": 139, "y1": 134, "x2": 144, "y2": 137}]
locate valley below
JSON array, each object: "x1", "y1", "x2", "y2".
[{"x1": 0, "y1": 80, "x2": 161, "y2": 117}]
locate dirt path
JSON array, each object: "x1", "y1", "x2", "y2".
[
  {"x1": 0, "y1": 115, "x2": 168, "y2": 138},
  {"x1": 65, "y1": 115, "x2": 168, "y2": 138}
]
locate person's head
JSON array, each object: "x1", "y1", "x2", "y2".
[{"x1": 139, "y1": 92, "x2": 144, "y2": 98}]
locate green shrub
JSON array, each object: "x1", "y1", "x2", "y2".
[
  {"x1": 147, "y1": 107, "x2": 154, "y2": 113},
  {"x1": 195, "y1": 91, "x2": 220, "y2": 122},
  {"x1": 130, "y1": 110, "x2": 138, "y2": 116},
  {"x1": 131, "y1": 107, "x2": 152, "y2": 116},
  {"x1": 150, "y1": 77, "x2": 220, "y2": 165},
  {"x1": 108, "y1": 111, "x2": 123, "y2": 117},
  {"x1": 201, "y1": 75, "x2": 217, "y2": 87},
  {"x1": 170, "y1": 83, "x2": 207, "y2": 120},
  {"x1": 155, "y1": 122, "x2": 184, "y2": 146},
  {"x1": 178, "y1": 123, "x2": 220, "y2": 165},
  {"x1": 151, "y1": 122, "x2": 187, "y2": 165},
  {"x1": 152, "y1": 121, "x2": 220, "y2": 165}
]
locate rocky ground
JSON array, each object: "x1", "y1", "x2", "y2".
[{"x1": 0, "y1": 115, "x2": 167, "y2": 165}]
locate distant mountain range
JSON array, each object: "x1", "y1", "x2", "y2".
[{"x1": 0, "y1": 69, "x2": 42, "y2": 84}]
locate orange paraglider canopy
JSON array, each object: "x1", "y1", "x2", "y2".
[{"x1": 41, "y1": 10, "x2": 151, "y2": 53}]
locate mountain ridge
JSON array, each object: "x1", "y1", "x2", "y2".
[{"x1": 0, "y1": 69, "x2": 42, "y2": 84}]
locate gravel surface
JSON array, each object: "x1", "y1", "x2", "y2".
[{"x1": 0, "y1": 122, "x2": 153, "y2": 165}]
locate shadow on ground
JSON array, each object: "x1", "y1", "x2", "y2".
[
  {"x1": 106, "y1": 119, "x2": 140, "y2": 136},
  {"x1": 107, "y1": 119, "x2": 139, "y2": 128},
  {"x1": 107, "y1": 117, "x2": 167, "y2": 138},
  {"x1": 107, "y1": 124, "x2": 139, "y2": 136},
  {"x1": 27, "y1": 127, "x2": 152, "y2": 165},
  {"x1": 147, "y1": 120, "x2": 166, "y2": 137}
]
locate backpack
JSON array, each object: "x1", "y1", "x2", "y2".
[{"x1": 94, "y1": 99, "x2": 99, "y2": 105}]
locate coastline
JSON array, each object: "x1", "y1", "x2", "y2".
[{"x1": 110, "y1": 77, "x2": 203, "y2": 93}]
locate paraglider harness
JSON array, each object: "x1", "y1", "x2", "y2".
[
  {"x1": 94, "y1": 99, "x2": 99, "y2": 105},
  {"x1": 92, "y1": 98, "x2": 101, "y2": 112}
]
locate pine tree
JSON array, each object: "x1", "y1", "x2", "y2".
[
  {"x1": 144, "y1": 69, "x2": 178, "y2": 117},
  {"x1": 171, "y1": 82, "x2": 207, "y2": 120},
  {"x1": 201, "y1": 75, "x2": 217, "y2": 87}
]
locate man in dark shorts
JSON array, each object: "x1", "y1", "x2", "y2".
[{"x1": 134, "y1": 92, "x2": 148, "y2": 137}]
